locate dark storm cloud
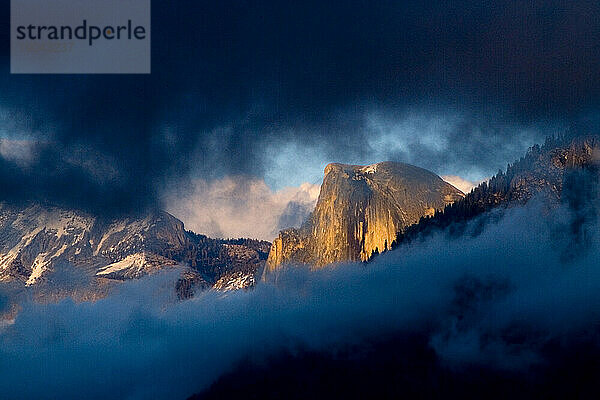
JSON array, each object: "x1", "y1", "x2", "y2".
[
  {"x1": 366, "y1": 111, "x2": 557, "y2": 181},
  {"x1": 0, "y1": 0, "x2": 599, "y2": 212}
]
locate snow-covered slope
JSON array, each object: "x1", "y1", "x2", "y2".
[
  {"x1": 0, "y1": 204, "x2": 188, "y2": 285},
  {"x1": 0, "y1": 203, "x2": 270, "y2": 296}
]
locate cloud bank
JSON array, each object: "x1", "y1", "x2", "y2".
[
  {"x1": 165, "y1": 178, "x2": 320, "y2": 240},
  {"x1": 1, "y1": 185, "x2": 600, "y2": 398}
]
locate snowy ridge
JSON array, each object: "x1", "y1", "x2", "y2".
[
  {"x1": 0, "y1": 203, "x2": 186, "y2": 285},
  {"x1": 0, "y1": 202, "x2": 270, "y2": 296}
]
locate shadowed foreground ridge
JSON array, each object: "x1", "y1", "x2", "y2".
[
  {"x1": 264, "y1": 162, "x2": 463, "y2": 273},
  {"x1": 190, "y1": 334, "x2": 600, "y2": 400}
]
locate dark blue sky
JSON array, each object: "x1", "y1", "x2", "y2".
[{"x1": 0, "y1": 0, "x2": 599, "y2": 213}]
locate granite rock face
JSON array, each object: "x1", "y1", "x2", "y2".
[{"x1": 265, "y1": 162, "x2": 463, "y2": 273}]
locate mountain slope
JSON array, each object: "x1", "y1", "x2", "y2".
[
  {"x1": 0, "y1": 203, "x2": 270, "y2": 296},
  {"x1": 0, "y1": 204, "x2": 190, "y2": 285},
  {"x1": 396, "y1": 133, "x2": 600, "y2": 245},
  {"x1": 265, "y1": 162, "x2": 463, "y2": 273}
]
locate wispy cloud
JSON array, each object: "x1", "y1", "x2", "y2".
[
  {"x1": 0, "y1": 139, "x2": 35, "y2": 166},
  {"x1": 165, "y1": 177, "x2": 320, "y2": 240},
  {"x1": 442, "y1": 175, "x2": 486, "y2": 194}
]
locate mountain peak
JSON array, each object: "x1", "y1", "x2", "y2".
[
  {"x1": 265, "y1": 162, "x2": 463, "y2": 274},
  {"x1": 0, "y1": 203, "x2": 271, "y2": 297},
  {"x1": 324, "y1": 161, "x2": 436, "y2": 177}
]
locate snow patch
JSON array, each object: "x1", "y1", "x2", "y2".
[
  {"x1": 361, "y1": 164, "x2": 379, "y2": 174},
  {"x1": 97, "y1": 253, "x2": 147, "y2": 276},
  {"x1": 94, "y1": 222, "x2": 128, "y2": 256},
  {"x1": 0, "y1": 227, "x2": 43, "y2": 272},
  {"x1": 25, "y1": 243, "x2": 69, "y2": 285},
  {"x1": 213, "y1": 271, "x2": 255, "y2": 292}
]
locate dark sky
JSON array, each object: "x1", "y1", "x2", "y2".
[{"x1": 0, "y1": 0, "x2": 599, "y2": 214}]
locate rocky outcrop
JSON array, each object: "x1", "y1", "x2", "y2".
[
  {"x1": 264, "y1": 162, "x2": 463, "y2": 273},
  {"x1": 0, "y1": 203, "x2": 270, "y2": 297}
]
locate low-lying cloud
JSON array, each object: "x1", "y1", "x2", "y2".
[
  {"x1": 0, "y1": 190, "x2": 599, "y2": 399},
  {"x1": 165, "y1": 177, "x2": 320, "y2": 240}
]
